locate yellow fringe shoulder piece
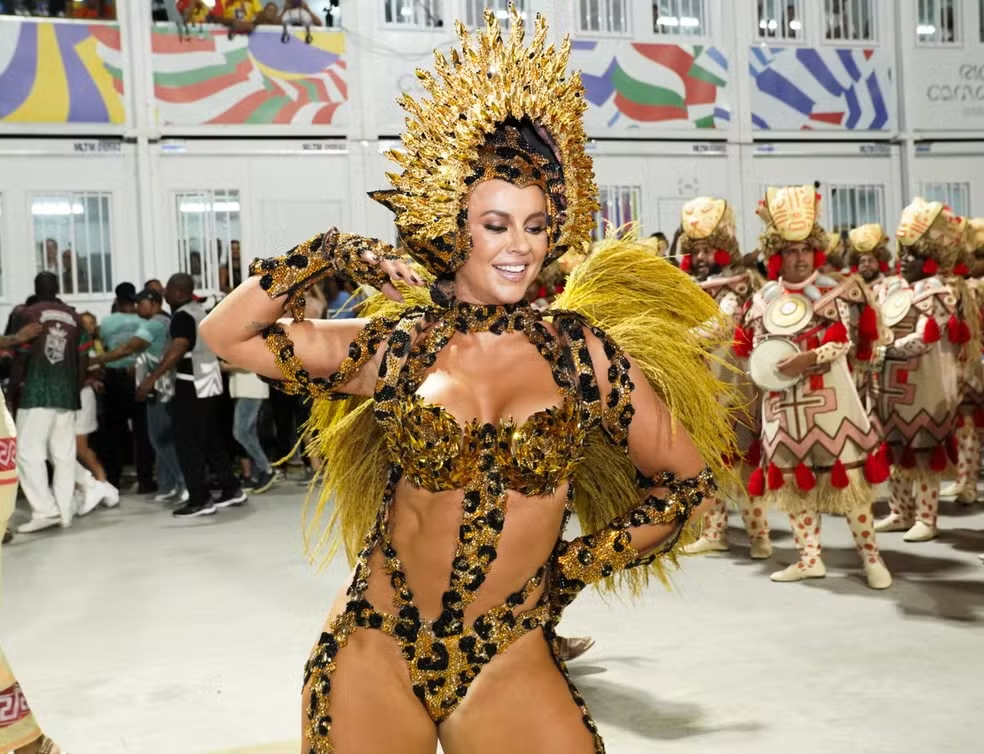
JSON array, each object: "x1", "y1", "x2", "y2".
[{"x1": 552, "y1": 225, "x2": 741, "y2": 594}]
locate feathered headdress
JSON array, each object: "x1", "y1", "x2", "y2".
[{"x1": 370, "y1": 5, "x2": 598, "y2": 279}]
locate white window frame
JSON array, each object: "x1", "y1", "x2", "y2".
[
  {"x1": 174, "y1": 189, "x2": 242, "y2": 294},
  {"x1": 464, "y1": 0, "x2": 525, "y2": 28},
  {"x1": 593, "y1": 184, "x2": 643, "y2": 240},
  {"x1": 653, "y1": 0, "x2": 709, "y2": 38},
  {"x1": 756, "y1": 0, "x2": 805, "y2": 42},
  {"x1": 825, "y1": 184, "x2": 885, "y2": 235},
  {"x1": 823, "y1": 0, "x2": 877, "y2": 44},
  {"x1": 577, "y1": 0, "x2": 631, "y2": 36},
  {"x1": 921, "y1": 181, "x2": 972, "y2": 217},
  {"x1": 31, "y1": 192, "x2": 115, "y2": 297},
  {"x1": 383, "y1": 0, "x2": 445, "y2": 29},
  {"x1": 916, "y1": 0, "x2": 960, "y2": 46}
]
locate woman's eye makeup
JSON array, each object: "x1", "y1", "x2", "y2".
[{"x1": 485, "y1": 224, "x2": 507, "y2": 233}]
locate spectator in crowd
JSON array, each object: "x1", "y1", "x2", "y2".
[
  {"x1": 324, "y1": 274, "x2": 361, "y2": 319},
  {"x1": 74, "y1": 312, "x2": 118, "y2": 517},
  {"x1": 78, "y1": 311, "x2": 103, "y2": 354},
  {"x1": 94, "y1": 289, "x2": 186, "y2": 503},
  {"x1": 137, "y1": 274, "x2": 245, "y2": 518},
  {"x1": 12, "y1": 273, "x2": 90, "y2": 534},
  {"x1": 222, "y1": 0, "x2": 261, "y2": 35},
  {"x1": 178, "y1": 0, "x2": 219, "y2": 24},
  {"x1": 97, "y1": 282, "x2": 156, "y2": 494},
  {"x1": 218, "y1": 239, "x2": 243, "y2": 293},
  {"x1": 144, "y1": 278, "x2": 165, "y2": 296},
  {"x1": 280, "y1": 0, "x2": 322, "y2": 43},
  {"x1": 228, "y1": 364, "x2": 278, "y2": 493}
]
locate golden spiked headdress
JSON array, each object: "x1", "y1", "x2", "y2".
[
  {"x1": 845, "y1": 223, "x2": 892, "y2": 269},
  {"x1": 756, "y1": 185, "x2": 828, "y2": 279},
  {"x1": 896, "y1": 197, "x2": 966, "y2": 274},
  {"x1": 370, "y1": 5, "x2": 597, "y2": 279},
  {"x1": 678, "y1": 197, "x2": 741, "y2": 268}
]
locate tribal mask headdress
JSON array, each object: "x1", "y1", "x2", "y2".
[
  {"x1": 678, "y1": 197, "x2": 740, "y2": 273},
  {"x1": 756, "y1": 185, "x2": 829, "y2": 280},
  {"x1": 896, "y1": 197, "x2": 967, "y2": 276},
  {"x1": 369, "y1": 5, "x2": 598, "y2": 281},
  {"x1": 845, "y1": 223, "x2": 892, "y2": 274}
]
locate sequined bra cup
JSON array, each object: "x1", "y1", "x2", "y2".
[{"x1": 384, "y1": 396, "x2": 587, "y2": 495}]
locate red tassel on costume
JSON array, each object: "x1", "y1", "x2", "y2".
[
  {"x1": 923, "y1": 317, "x2": 941, "y2": 344},
  {"x1": 946, "y1": 315, "x2": 970, "y2": 344},
  {"x1": 859, "y1": 306, "x2": 879, "y2": 341},
  {"x1": 974, "y1": 409, "x2": 984, "y2": 428},
  {"x1": 879, "y1": 260, "x2": 890, "y2": 274},
  {"x1": 767, "y1": 462, "x2": 785, "y2": 491},
  {"x1": 850, "y1": 265, "x2": 859, "y2": 274},
  {"x1": 894, "y1": 261, "x2": 902, "y2": 275},
  {"x1": 748, "y1": 467, "x2": 765, "y2": 497},
  {"x1": 878, "y1": 442, "x2": 893, "y2": 469},
  {"x1": 960, "y1": 320, "x2": 972, "y2": 343},
  {"x1": 767, "y1": 255, "x2": 782, "y2": 280},
  {"x1": 714, "y1": 250, "x2": 731, "y2": 267},
  {"x1": 794, "y1": 463, "x2": 816, "y2": 492},
  {"x1": 831, "y1": 459, "x2": 850, "y2": 489},
  {"x1": 732, "y1": 326, "x2": 753, "y2": 358},
  {"x1": 537, "y1": 285, "x2": 547, "y2": 299},
  {"x1": 745, "y1": 438, "x2": 762, "y2": 468},
  {"x1": 864, "y1": 452, "x2": 890, "y2": 484},
  {"x1": 856, "y1": 340, "x2": 873, "y2": 362},
  {"x1": 814, "y1": 251, "x2": 827, "y2": 269},
  {"x1": 957, "y1": 414, "x2": 966, "y2": 428},
  {"x1": 822, "y1": 321, "x2": 848, "y2": 345},
  {"x1": 955, "y1": 262, "x2": 970, "y2": 276},
  {"x1": 948, "y1": 435, "x2": 960, "y2": 465},
  {"x1": 930, "y1": 444, "x2": 948, "y2": 471},
  {"x1": 680, "y1": 254, "x2": 692, "y2": 272},
  {"x1": 901, "y1": 444, "x2": 917, "y2": 469},
  {"x1": 922, "y1": 258, "x2": 939, "y2": 276}
]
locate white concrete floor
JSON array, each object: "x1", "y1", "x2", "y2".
[{"x1": 3, "y1": 484, "x2": 984, "y2": 754}]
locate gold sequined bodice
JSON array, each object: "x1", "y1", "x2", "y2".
[{"x1": 385, "y1": 396, "x2": 587, "y2": 495}]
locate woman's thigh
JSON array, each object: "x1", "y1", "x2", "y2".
[
  {"x1": 438, "y1": 629, "x2": 599, "y2": 754},
  {"x1": 302, "y1": 622, "x2": 438, "y2": 754}
]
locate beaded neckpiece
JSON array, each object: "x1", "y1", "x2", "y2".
[{"x1": 446, "y1": 299, "x2": 534, "y2": 334}]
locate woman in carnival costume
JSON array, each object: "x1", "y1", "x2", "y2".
[{"x1": 202, "y1": 8, "x2": 734, "y2": 753}]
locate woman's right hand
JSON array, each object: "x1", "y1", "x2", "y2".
[{"x1": 362, "y1": 250, "x2": 425, "y2": 303}]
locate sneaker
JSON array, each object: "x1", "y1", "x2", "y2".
[
  {"x1": 250, "y1": 470, "x2": 278, "y2": 495},
  {"x1": 240, "y1": 475, "x2": 260, "y2": 492},
  {"x1": 154, "y1": 487, "x2": 179, "y2": 503},
  {"x1": 214, "y1": 489, "x2": 247, "y2": 509},
  {"x1": 17, "y1": 516, "x2": 61, "y2": 534},
  {"x1": 100, "y1": 481, "x2": 121, "y2": 508},
  {"x1": 78, "y1": 480, "x2": 105, "y2": 517},
  {"x1": 173, "y1": 501, "x2": 216, "y2": 518}
]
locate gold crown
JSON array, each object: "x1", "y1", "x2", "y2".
[
  {"x1": 897, "y1": 197, "x2": 966, "y2": 272},
  {"x1": 849, "y1": 223, "x2": 888, "y2": 254},
  {"x1": 756, "y1": 185, "x2": 826, "y2": 259},
  {"x1": 370, "y1": 5, "x2": 597, "y2": 278},
  {"x1": 681, "y1": 197, "x2": 733, "y2": 240}
]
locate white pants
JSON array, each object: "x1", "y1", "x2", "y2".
[{"x1": 16, "y1": 407, "x2": 76, "y2": 524}]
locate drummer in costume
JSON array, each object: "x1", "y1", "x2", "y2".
[
  {"x1": 941, "y1": 218, "x2": 984, "y2": 504},
  {"x1": 677, "y1": 197, "x2": 772, "y2": 559},
  {"x1": 846, "y1": 224, "x2": 893, "y2": 288},
  {"x1": 746, "y1": 186, "x2": 892, "y2": 589},
  {"x1": 874, "y1": 199, "x2": 969, "y2": 542}
]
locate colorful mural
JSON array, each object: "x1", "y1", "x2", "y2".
[
  {"x1": 750, "y1": 46, "x2": 894, "y2": 131},
  {"x1": 0, "y1": 20, "x2": 124, "y2": 124},
  {"x1": 571, "y1": 39, "x2": 730, "y2": 131},
  {"x1": 152, "y1": 27, "x2": 348, "y2": 126}
]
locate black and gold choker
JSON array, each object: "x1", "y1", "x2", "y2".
[{"x1": 447, "y1": 299, "x2": 535, "y2": 334}]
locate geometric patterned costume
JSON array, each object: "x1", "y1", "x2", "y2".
[
  {"x1": 875, "y1": 199, "x2": 971, "y2": 541},
  {"x1": 677, "y1": 197, "x2": 772, "y2": 558},
  {"x1": 745, "y1": 186, "x2": 891, "y2": 588}
]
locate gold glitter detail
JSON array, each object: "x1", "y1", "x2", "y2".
[{"x1": 368, "y1": 6, "x2": 597, "y2": 277}]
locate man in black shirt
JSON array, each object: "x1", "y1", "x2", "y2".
[{"x1": 137, "y1": 274, "x2": 245, "y2": 518}]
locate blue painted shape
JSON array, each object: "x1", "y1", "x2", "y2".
[
  {"x1": 713, "y1": 106, "x2": 731, "y2": 121},
  {"x1": 607, "y1": 111, "x2": 621, "y2": 128},
  {"x1": 844, "y1": 85, "x2": 861, "y2": 129},
  {"x1": 703, "y1": 45, "x2": 728, "y2": 71},
  {"x1": 756, "y1": 68, "x2": 816, "y2": 116},
  {"x1": 0, "y1": 24, "x2": 37, "y2": 120},
  {"x1": 836, "y1": 48, "x2": 862, "y2": 82},
  {"x1": 752, "y1": 46, "x2": 771, "y2": 67},
  {"x1": 866, "y1": 72, "x2": 888, "y2": 129},
  {"x1": 752, "y1": 114, "x2": 771, "y2": 129},
  {"x1": 581, "y1": 58, "x2": 618, "y2": 107},
  {"x1": 572, "y1": 39, "x2": 597, "y2": 51},
  {"x1": 795, "y1": 48, "x2": 844, "y2": 96}
]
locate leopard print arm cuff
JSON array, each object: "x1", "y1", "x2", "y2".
[{"x1": 249, "y1": 230, "x2": 397, "y2": 320}]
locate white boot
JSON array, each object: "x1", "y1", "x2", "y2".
[
  {"x1": 682, "y1": 536, "x2": 729, "y2": 555},
  {"x1": 903, "y1": 521, "x2": 938, "y2": 542},
  {"x1": 770, "y1": 559, "x2": 827, "y2": 582},
  {"x1": 864, "y1": 557, "x2": 893, "y2": 589},
  {"x1": 940, "y1": 481, "x2": 965, "y2": 498},
  {"x1": 956, "y1": 487, "x2": 978, "y2": 505},
  {"x1": 874, "y1": 514, "x2": 913, "y2": 533},
  {"x1": 77, "y1": 478, "x2": 105, "y2": 517},
  {"x1": 749, "y1": 538, "x2": 773, "y2": 560},
  {"x1": 100, "y1": 481, "x2": 120, "y2": 508}
]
